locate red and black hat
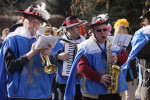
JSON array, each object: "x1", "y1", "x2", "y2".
[
  {"x1": 65, "y1": 15, "x2": 86, "y2": 28},
  {"x1": 16, "y1": 3, "x2": 50, "y2": 23},
  {"x1": 86, "y1": 14, "x2": 109, "y2": 29}
]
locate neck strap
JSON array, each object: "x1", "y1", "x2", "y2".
[{"x1": 95, "y1": 40, "x2": 107, "y2": 58}]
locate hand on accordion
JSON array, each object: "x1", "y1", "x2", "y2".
[{"x1": 57, "y1": 52, "x2": 69, "y2": 61}]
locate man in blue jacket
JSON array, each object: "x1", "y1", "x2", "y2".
[
  {"x1": 65, "y1": 14, "x2": 128, "y2": 100},
  {"x1": 0, "y1": 3, "x2": 55, "y2": 100}
]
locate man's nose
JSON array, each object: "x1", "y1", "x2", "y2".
[{"x1": 101, "y1": 31, "x2": 105, "y2": 35}]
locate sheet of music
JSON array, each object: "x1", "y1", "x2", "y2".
[
  {"x1": 35, "y1": 35, "x2": 59, "y2": 49},
  {"x1": 38, "y1": 26, "x2": 46, "y2": 35},
  {"x1": 112, "y1": 33, "x2": 132, "y2": 47}
]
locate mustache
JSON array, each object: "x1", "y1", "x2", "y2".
[{"x1": 102, "y1": 36, "x2": 106, "y2": 39}]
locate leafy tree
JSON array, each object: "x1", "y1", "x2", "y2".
[
  {"x1": 68, "y1": 0, "x2": 146, "y2": 33},
  {"x1": 0, "y1": 0, "x2": 37, "y2": 35},
  {"x1": 0, "y1": 0, "x2": 37, "y2": 15},
  {"x1": 45, "y1": 0, "x2": 71, "y2": 17},
  {"x1": 108, "y1": 0, "x2": 145, "y2": 33},
  {"x1": 0, "y1": 0, "x2": 148, "y2": 34}
]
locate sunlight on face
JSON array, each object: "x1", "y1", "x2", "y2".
[
  {"x1": 24, "y1": 16, "x2": 41, "y2": 35},
  {"x1": 143, "y1": 18, "x2": 149, "y2": 26},
  {"x1": 67, "y1": 24, "x2": 81, "y2": 40},
  {"x1": 92, "y1": 24, "x2": 107, "y2": 43}
]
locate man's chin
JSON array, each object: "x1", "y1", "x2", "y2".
[
  {"x1": 98, "y1": 39, "x2": 105, "y2": 43},
  {"x1": 74, "y1": 35, "x2": 80, "y2": 39},
  {"x1": 29, "y1": 30, "x2": 35, "y2": 35}
]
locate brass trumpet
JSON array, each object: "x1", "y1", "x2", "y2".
[
  {"x1": 39, "y1": 51, "x2": 57, "y2": 74},
  {"x1": 35, "y1": 26, "x2": 57, "y2": 74}
]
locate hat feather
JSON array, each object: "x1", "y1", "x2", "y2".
[{"x1": 35, "y1": 2, "x2": 50, "y2": 20}]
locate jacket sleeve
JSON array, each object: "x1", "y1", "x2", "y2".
[
  {"x1": 117, "y1": 49, "x2": 129, "y2": 65},
  {"x1": 5, "y1": 48, "x2": 29, "y2": 73},
  {"x1": 77, "y1": 55, "x2": 102, "y2": 82}
]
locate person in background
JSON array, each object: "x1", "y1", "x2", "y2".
[
  {"x1": 140, "y1": 10, "x2": 150, "y2": 26},
  {"x1": 140, "y1": 22, "x2": 146, "y2": 27},
  {"x1": 81, "y1": 24, "x2": 86, "y2": 36},
  {"x1": 137, "y1": 10, "x2": 150, "y2": 100},
  {"x1": 0, "y1": 37, "x2": 2, "y2": 48},
  {"x1": 0, "y1": 2, "x2": 55, "y2": 100},
  {"x1": 0, "y1": 28, "x2": 9, "y2": 48},
  {"x1": 106, "y1": 23, "x2": 112, "y2": 36},
  {"x1": 51, "y1": 15, "x2": 86, "y2": 100},
  {"x1": 122, "y1": 10, "x2": 150, "y2": 100},
  {"x1": 114, "y1": 18, "x2": 138, "y2": 100},
  {"x1": 1, "y1": 28, "x2": 9, "y2": 41},
  {"x1": 0, "y1": 36, "x2": 2, "y2": 44},
  {"x1": 64, "y1": 14, "x2": 128, "y2": 100},
  {"x1": 43, "y1": 23, "x2": 58, "y2": 36}
]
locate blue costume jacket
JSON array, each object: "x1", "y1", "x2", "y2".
[
  {"x1": 0, "y1": 27, "x2": 55, "y2": 99},
  {"x1": 64, "y1": 38, "x2": 128, "y2": 100},
  {"x1": 51, "y1": 34, "x2": 85, "y2": 84},
  {"x1": 122, "y1": 25, "x2": 150, "y2": 86}
]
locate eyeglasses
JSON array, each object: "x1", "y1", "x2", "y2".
[
  {"x1": 96, "y1": 28, "x2": 107, "y2": 33},
  {"x1": 28, "y1": 19, "x2": 41, "y2": 25}
]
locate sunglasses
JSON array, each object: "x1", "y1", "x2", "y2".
[{"x1": 96, "y1": 28, "x2": 107, "y2": 32}]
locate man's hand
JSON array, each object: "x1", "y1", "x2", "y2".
[
  {"x1": 57, "y1": 52, "x2": 69, "y2": 61},
  {"x1": 100, "y1": 74, "x2": 111, "y2": 87},
  {"x1": 111, "y1": 53, "x2": 117, "y2": 64},
  {"x1": 42, "y1": 43, "x2": 52, "y2": 56},
  {"x1": 26, "y1": 42, "x2": 39, "y2": 60}
]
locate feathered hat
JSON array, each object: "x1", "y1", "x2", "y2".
[
  {"x1": 114, "y1": 18, "x2": 129, "y2": 29},
  {"x1": 86, "y1": 14, "x2": 109, "y2": 29},
  {"x1": 65, "y1": 15, "x2": 86, "y2": 28},
  {"x1": 16, "y1": 2, "x2": 50, "y2": 23}
]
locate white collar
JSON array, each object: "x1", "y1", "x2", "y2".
[{"x1": 7, "y1": 26, "x2": 41, "y2": 39}]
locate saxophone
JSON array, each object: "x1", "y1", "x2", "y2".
[{"x1": 106, "y1": 37, "x2": 122, "y2": 94}]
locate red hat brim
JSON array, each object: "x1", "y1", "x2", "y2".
[
  {"x1": 85, "y1": 20, "x2": 108, "y2": 29},
  {"x1": 65, "y1": 20, "x2": 86, "y2": 28}
]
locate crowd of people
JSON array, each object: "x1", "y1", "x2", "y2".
[{"x1": 0, "y1": 2, "x2": 150, "y2": 100}]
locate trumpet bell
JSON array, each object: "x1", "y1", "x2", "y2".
[{"x1": 44, "y1": 64, "x2": 57, "y2": 74}]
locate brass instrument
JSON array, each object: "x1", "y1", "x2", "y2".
[
  {"x1": 44, "y1": 24, "x2": 58, "y2": 36},
  {"x1": 38, "y1": 48, "x2": 57, "y2": 74},
  {"x1": 41, "y1": 53, "x2": 57, "y2": 74},
  {"x1": 36, "y1": 25, "x2": 57, "y2": 74},
  {"x1": 106, "y1": 37, "x2": 122, "y2": 94}
]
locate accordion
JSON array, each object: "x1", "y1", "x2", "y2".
[{"x1": 61, "y1": 43, "x2": 78, "y2": 77}]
